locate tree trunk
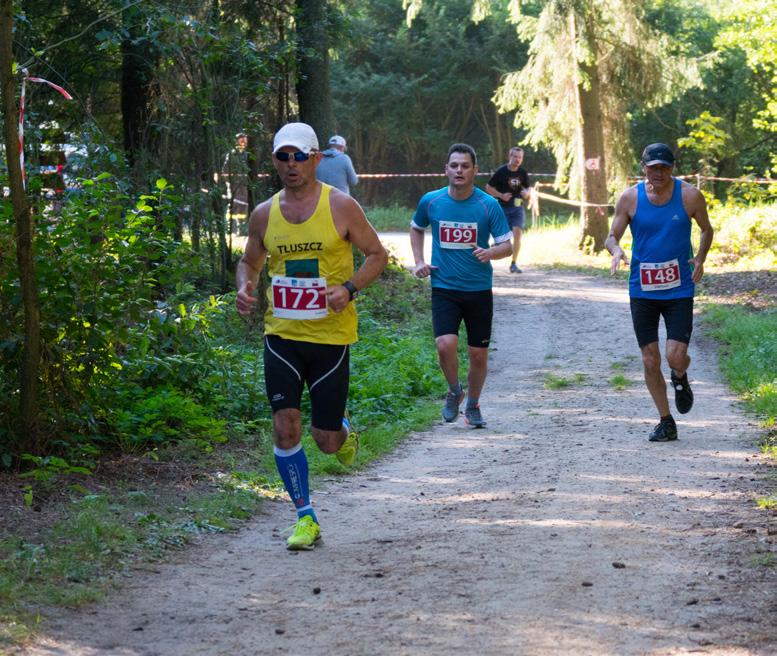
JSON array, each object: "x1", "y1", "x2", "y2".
[
  {"x1": 571, "y1": 12, "x2": 609, "y2": 254},
  {"x1": 295, "y1": 0, "x2": 335, "y2": 141},
  {"x1": 121, "y1": 5, "x2": 157, "y2": 169},
  {"x1": 1, "y1": 0, "x2": 41, "y2": 454}
]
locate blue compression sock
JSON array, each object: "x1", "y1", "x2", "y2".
[{"x1": 274, "y1": 444, "x2": 317, "y2": 523}]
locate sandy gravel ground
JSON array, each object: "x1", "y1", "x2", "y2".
[{"x1": 19, "y1": 244, "x2": 776, "y2": 655}]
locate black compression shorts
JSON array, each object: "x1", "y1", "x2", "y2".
[
  {"x1": 629, "y1": 296, "x2": 694, "y2": 349},
  {"x1": 264, "y1": 335, "x2": 350, "y2": 431},
  {"x1": 431, "y1": 287, "x2": 493, "y2": 348}
]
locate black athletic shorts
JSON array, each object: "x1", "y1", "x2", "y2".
[
  {"x1": 431, "y1": 287, "x2": 493, "y2": 348},
  {"x1": 264, "y1": 335, "x2": 350, "y2": 431},
  {"x1": 629, "y1": 296, "x2": 694, "y2": 349}
]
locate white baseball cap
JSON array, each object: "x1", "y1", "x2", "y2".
[
  {"x1": 272, "y1": 122, "x2": 319, "y2": 154},
  {"x1": 329, "y1": 135, "x2": 347, "y2": 148}
]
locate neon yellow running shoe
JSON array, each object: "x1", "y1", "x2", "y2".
[
  {"x1": 335, "y1": 411, "x2": 359, "y2": 466},
  {"x1": 286, "y1": 515, "x2": 321, "y2": 551}
]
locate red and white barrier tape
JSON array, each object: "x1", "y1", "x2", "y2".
[
  {"x1": 532, "y1": 189, "x2": 612, "y2": 209},
  {"x1": 18, "y1": 69, "x2": 73, "y2": 189},
  {"x1": 356, "y1": 172, "x2": 558, "y2": 179}
]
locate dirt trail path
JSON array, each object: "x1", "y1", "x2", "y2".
[{"x1": 21, "y1": 257, "x2": 776, "y2": 655}]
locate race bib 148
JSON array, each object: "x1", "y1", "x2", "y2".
[{"x1": 640, "y1": 259, "x2": 681, "y2": 291}]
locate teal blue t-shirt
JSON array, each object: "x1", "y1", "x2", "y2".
[{"x1": 411, "y1": 187, "x2": 511, "y2": 292}]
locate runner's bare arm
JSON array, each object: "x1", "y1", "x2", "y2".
[
  {"x1": 410, "y1": 224, "x2": 433, "y2": 278},
  {"x1": 605, "y1": 187, "x2": 635, "y2": 275},
  {"x1": 235, "y1": 202, "x2": 270, "y2": 316},
  {"x1": 328, "y1": 192, "x2": 389, "y2": 312},
  {"x1": 682, "y1": 184, "x2": 714, "y2": 283},
  {"x1": 485, "y1": 183, "x2": 510, "y2": 203},
  {"x1": 473, "y1": 239, "x2": 512, "y2": 263}
]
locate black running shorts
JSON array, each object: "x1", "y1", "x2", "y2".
[
  {"x1": 431, "y1": 287, "x2": 493, "y2": 348},
  {"x1": 264, "y1": 335, "x2": 350, "y2": 431},
  {"x1": 629, "y1": 296, "x2": 694, "y2": 349}
]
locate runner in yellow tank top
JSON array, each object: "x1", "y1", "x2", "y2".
[
  {"x1": 263, "y1": 183, "x2": 357, "y2": 344},
  {"x1": 236, "y1": 123, "x2": 387, "y2": 550}
]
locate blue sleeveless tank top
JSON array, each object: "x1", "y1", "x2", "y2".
[{"x1": 629, "y1": 178, "x2": 694, "y2": 299}]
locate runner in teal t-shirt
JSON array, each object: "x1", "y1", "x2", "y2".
[{"x1": 410, "y1": 143, "x2": 512, "y2": 428}]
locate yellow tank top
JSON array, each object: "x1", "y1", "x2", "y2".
[{"x1": 263, "y1": 184, "x2": 358, "y2": 344}]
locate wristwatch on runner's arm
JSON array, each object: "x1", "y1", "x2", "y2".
[{"x1": 342, "y1": 280, "x2": 359, "y2": 301}]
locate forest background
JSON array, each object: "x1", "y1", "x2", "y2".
[{"x1": 0, "y1": 0, "x2": 775, "y2": 645}]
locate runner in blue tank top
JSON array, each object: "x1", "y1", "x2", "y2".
[
  {"x1": 410, "y1": 143, "x2": 512, "y2": 427},
  {"x1": 606, "y1": 143, "x2": 713, "y2": 443}
]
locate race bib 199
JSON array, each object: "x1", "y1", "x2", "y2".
[
  {"x1": 640, "y1": 259, "x2": 681, "y2": 291},
  {"x1": 439, "y1": 221, "x2": 477, "y2": 249},
  {"x1": 271, "y1": 276, "x2": 327, "y2": 319}
]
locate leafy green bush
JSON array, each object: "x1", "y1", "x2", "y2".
[
  {"x1": 113, "y1": 386, "x2": 226, "y2": 452},
  {"x1": 709, "y1": 203, "x2": 777, "y2": 266},
  {"x1": 0, "y1": 174, "x2": 216, "y2": 458}
]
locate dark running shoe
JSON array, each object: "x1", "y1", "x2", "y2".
[
  {"x1": 670, "y1": 370, "x2": 694, "y2": 414},
  {"x1": 442, "y1": 388, "x2": 464, "y2": 422},
  {"x1": 648, "y1": 418, "x2": 678, "y2": 442},
  {"x1": 509, "y1": 262, "x2": 522, "y2": 274}
]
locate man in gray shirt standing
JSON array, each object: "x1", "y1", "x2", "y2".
[{"x1": 316, "y1": 135, "x2": 359, "y2": 195}]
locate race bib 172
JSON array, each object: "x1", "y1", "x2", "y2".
[
  {"x1": 639, "y1": 259, "x2": 681, "y2": 291},
  {"x1": 271, "y1": 276, "x2": 328, "y2": 319},
  {"x1": 439, "y1": 221, "x2": 477, "y2": 249}
]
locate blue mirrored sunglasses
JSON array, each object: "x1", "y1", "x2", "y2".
[{"x1": 274, "y1": 150, "x2": 314, "y2": 162}]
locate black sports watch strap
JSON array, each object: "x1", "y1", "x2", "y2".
[{"x1": 342, "y1": 280, "x2": 359, "y2": 301}]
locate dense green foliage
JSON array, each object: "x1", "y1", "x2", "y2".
[
  {"x1": 1, "y1": 174, "x2": 226, "y2": 457},
  {"x1": 491, "y1": 0, "x2": 701, "y2": 198},
  {"x1": 332, "y1": 0, "x2": 536, "y2": 206},
  {"x1": 638, "y1": 0, "x2": 776, "y2": 180},
  {"x1": 342, "y1": 0, "x2": 775, "y2": 207}
]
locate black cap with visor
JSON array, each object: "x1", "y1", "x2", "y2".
[{"x1": 641, "y1": 143, "x2": 675, "y2": 167}]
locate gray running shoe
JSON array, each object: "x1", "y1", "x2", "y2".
[
  {"x1": 464, "y1": 404, "x2": 487, "y2": 428},
  {"x1": 442, "y1": 388, "x2": 464, "y2": 422},
  {"x1": 509, "y1": 262, "x2": 522, "y2": 274}
]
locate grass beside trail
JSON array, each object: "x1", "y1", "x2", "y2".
[{"x1": 703, "y1": 305, "x2": 777, "y2": 451}]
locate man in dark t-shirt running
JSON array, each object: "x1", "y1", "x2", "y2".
[{"x1": 486, "y1": 147, "x2": 532, "y2": 273}]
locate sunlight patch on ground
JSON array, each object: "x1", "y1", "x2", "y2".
[
  {"x1": 458, "y1": 517, "x2": 642, "y2": 530},
  {"x1": 492, "y1": 282, "x2": 628, "y2": 305},
  {"x1": 432, "y1": 491, "x2": 629, "y2": 505},
  {"x1": 688, "y1": 448, "x2": 762, "y2": 461},
  {"x1": 633, "y1": 486, "x2": 745, "y2": 501}
]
